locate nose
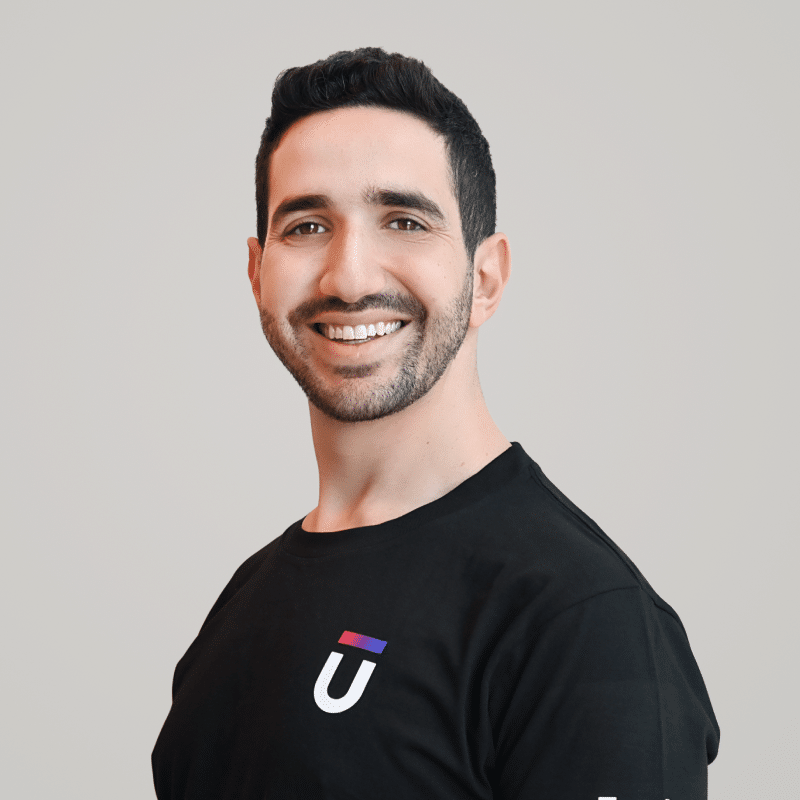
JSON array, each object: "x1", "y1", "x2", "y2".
[{"x1": 318, "y1": 223, "x2": 386, "y2": 304}]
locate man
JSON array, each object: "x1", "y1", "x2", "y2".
[{"x1": 152, "y1": 48, "x2": 719, "y2": 799}]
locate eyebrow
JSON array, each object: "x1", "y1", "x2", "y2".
[{"x1": 269, "y1": 186, "x2": 447, "y2": 232}]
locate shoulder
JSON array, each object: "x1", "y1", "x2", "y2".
[
  {"x1": 452, "y1": 449, "x2": 684, "y2": 632},
  {"x1": 197, "y1": 534, "x2": 285, "y2": 633}
]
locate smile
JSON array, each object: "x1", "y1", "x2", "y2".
[{"x1": 313, "y1": 321, "x2": 407, "y2": 344}]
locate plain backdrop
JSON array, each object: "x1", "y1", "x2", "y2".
[{"x1": 2, "y1": 1, "x2": 797, "y2": 797}]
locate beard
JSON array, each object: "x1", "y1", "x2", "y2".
[{"x1": 258, "y1": 267, "x2": 474, "y2": 423}]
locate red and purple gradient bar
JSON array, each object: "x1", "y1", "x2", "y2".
[{"x1": 338, "y1": 631, "x2": 387, "y2": 654}]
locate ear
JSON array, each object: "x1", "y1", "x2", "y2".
[
  {"x1": 470, "y1": 232, "x2": 511, "y2": 328},
  {"x1": 247, "y1": 237, "x2": 264, "y2": 305}
]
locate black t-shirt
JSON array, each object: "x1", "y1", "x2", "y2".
[{"x1": 152, "y1": 443, "x2": 719, "y2": 799}]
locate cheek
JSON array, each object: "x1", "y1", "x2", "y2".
[
  {"x1": 261, "y1": 264, "x2": 311, "y2": 312},
  {"x1": 405, "y1": 261, "x2": 460, "y2": 304}
]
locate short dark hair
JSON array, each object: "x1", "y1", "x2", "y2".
[{"x1": 255, "y1": 47, "x2": 496, "y2": 265}]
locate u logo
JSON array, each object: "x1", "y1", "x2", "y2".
[{"x1": 313, "y1": 630, "x2": 387, "y2": 714}]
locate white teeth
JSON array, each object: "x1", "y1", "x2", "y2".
[{"x1": 319, "y1": 320, "x2": 404, "y2": 341}]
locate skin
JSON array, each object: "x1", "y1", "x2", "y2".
[{"x1": 247, "y1": 106, "x2": 512, "y2": 532}]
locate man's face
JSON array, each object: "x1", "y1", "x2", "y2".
[{"x1": 252, "y1": 106, "x2": 474, "y2": 423}]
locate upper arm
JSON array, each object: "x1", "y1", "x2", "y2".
[{"x1": 490, "y1": 587, "x2": 719, "y2": 799}]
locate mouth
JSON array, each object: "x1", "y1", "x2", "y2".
[{"x1": 311, "y1": 320, "x2": 409, "y2": 345}]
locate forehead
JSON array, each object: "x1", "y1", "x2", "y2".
[{"x1": 269, "y1": 106, "x2": 454, "y2": 211}]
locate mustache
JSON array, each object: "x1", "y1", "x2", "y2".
[{"x1": 288, "y1": 292, "x2": 426, "y2": 326}]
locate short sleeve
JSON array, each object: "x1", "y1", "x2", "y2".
[
  {"x1": 489, "y1": 587, "x2": 720, "y2": 800},
  {"x1": 169, "y1": 542, "x2": 274, "y2": 701}
]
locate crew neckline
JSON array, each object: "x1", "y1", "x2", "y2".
[{"x1": 280, "y1": 442, "x2": 529, "y2": 559}]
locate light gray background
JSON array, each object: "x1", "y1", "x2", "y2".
[{"x1": 2, "y1": 1, "x2": 797, "y2": 797}]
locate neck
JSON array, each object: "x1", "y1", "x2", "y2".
[{"x1": 302, "y1": 345, "x2": 510, "y2": 533}]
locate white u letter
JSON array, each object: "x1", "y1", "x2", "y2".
[{"x1": 313, "y1": 651, "x2": 376, "y2": 713}]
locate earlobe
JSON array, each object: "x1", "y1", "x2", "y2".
[
  {"x1": 247, "y1": 237, "x2": 263, "y2": 304},
  {"x1": 470, "y1": 232, "x2": 511, "y2": 328}
]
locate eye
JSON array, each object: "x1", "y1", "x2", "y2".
[
  {"x1": 389, "y1": 218, "x2": 425, "y2": 232},
  {"x1": 287, "y1": 221, "x2": 328, "y2": 236}
]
